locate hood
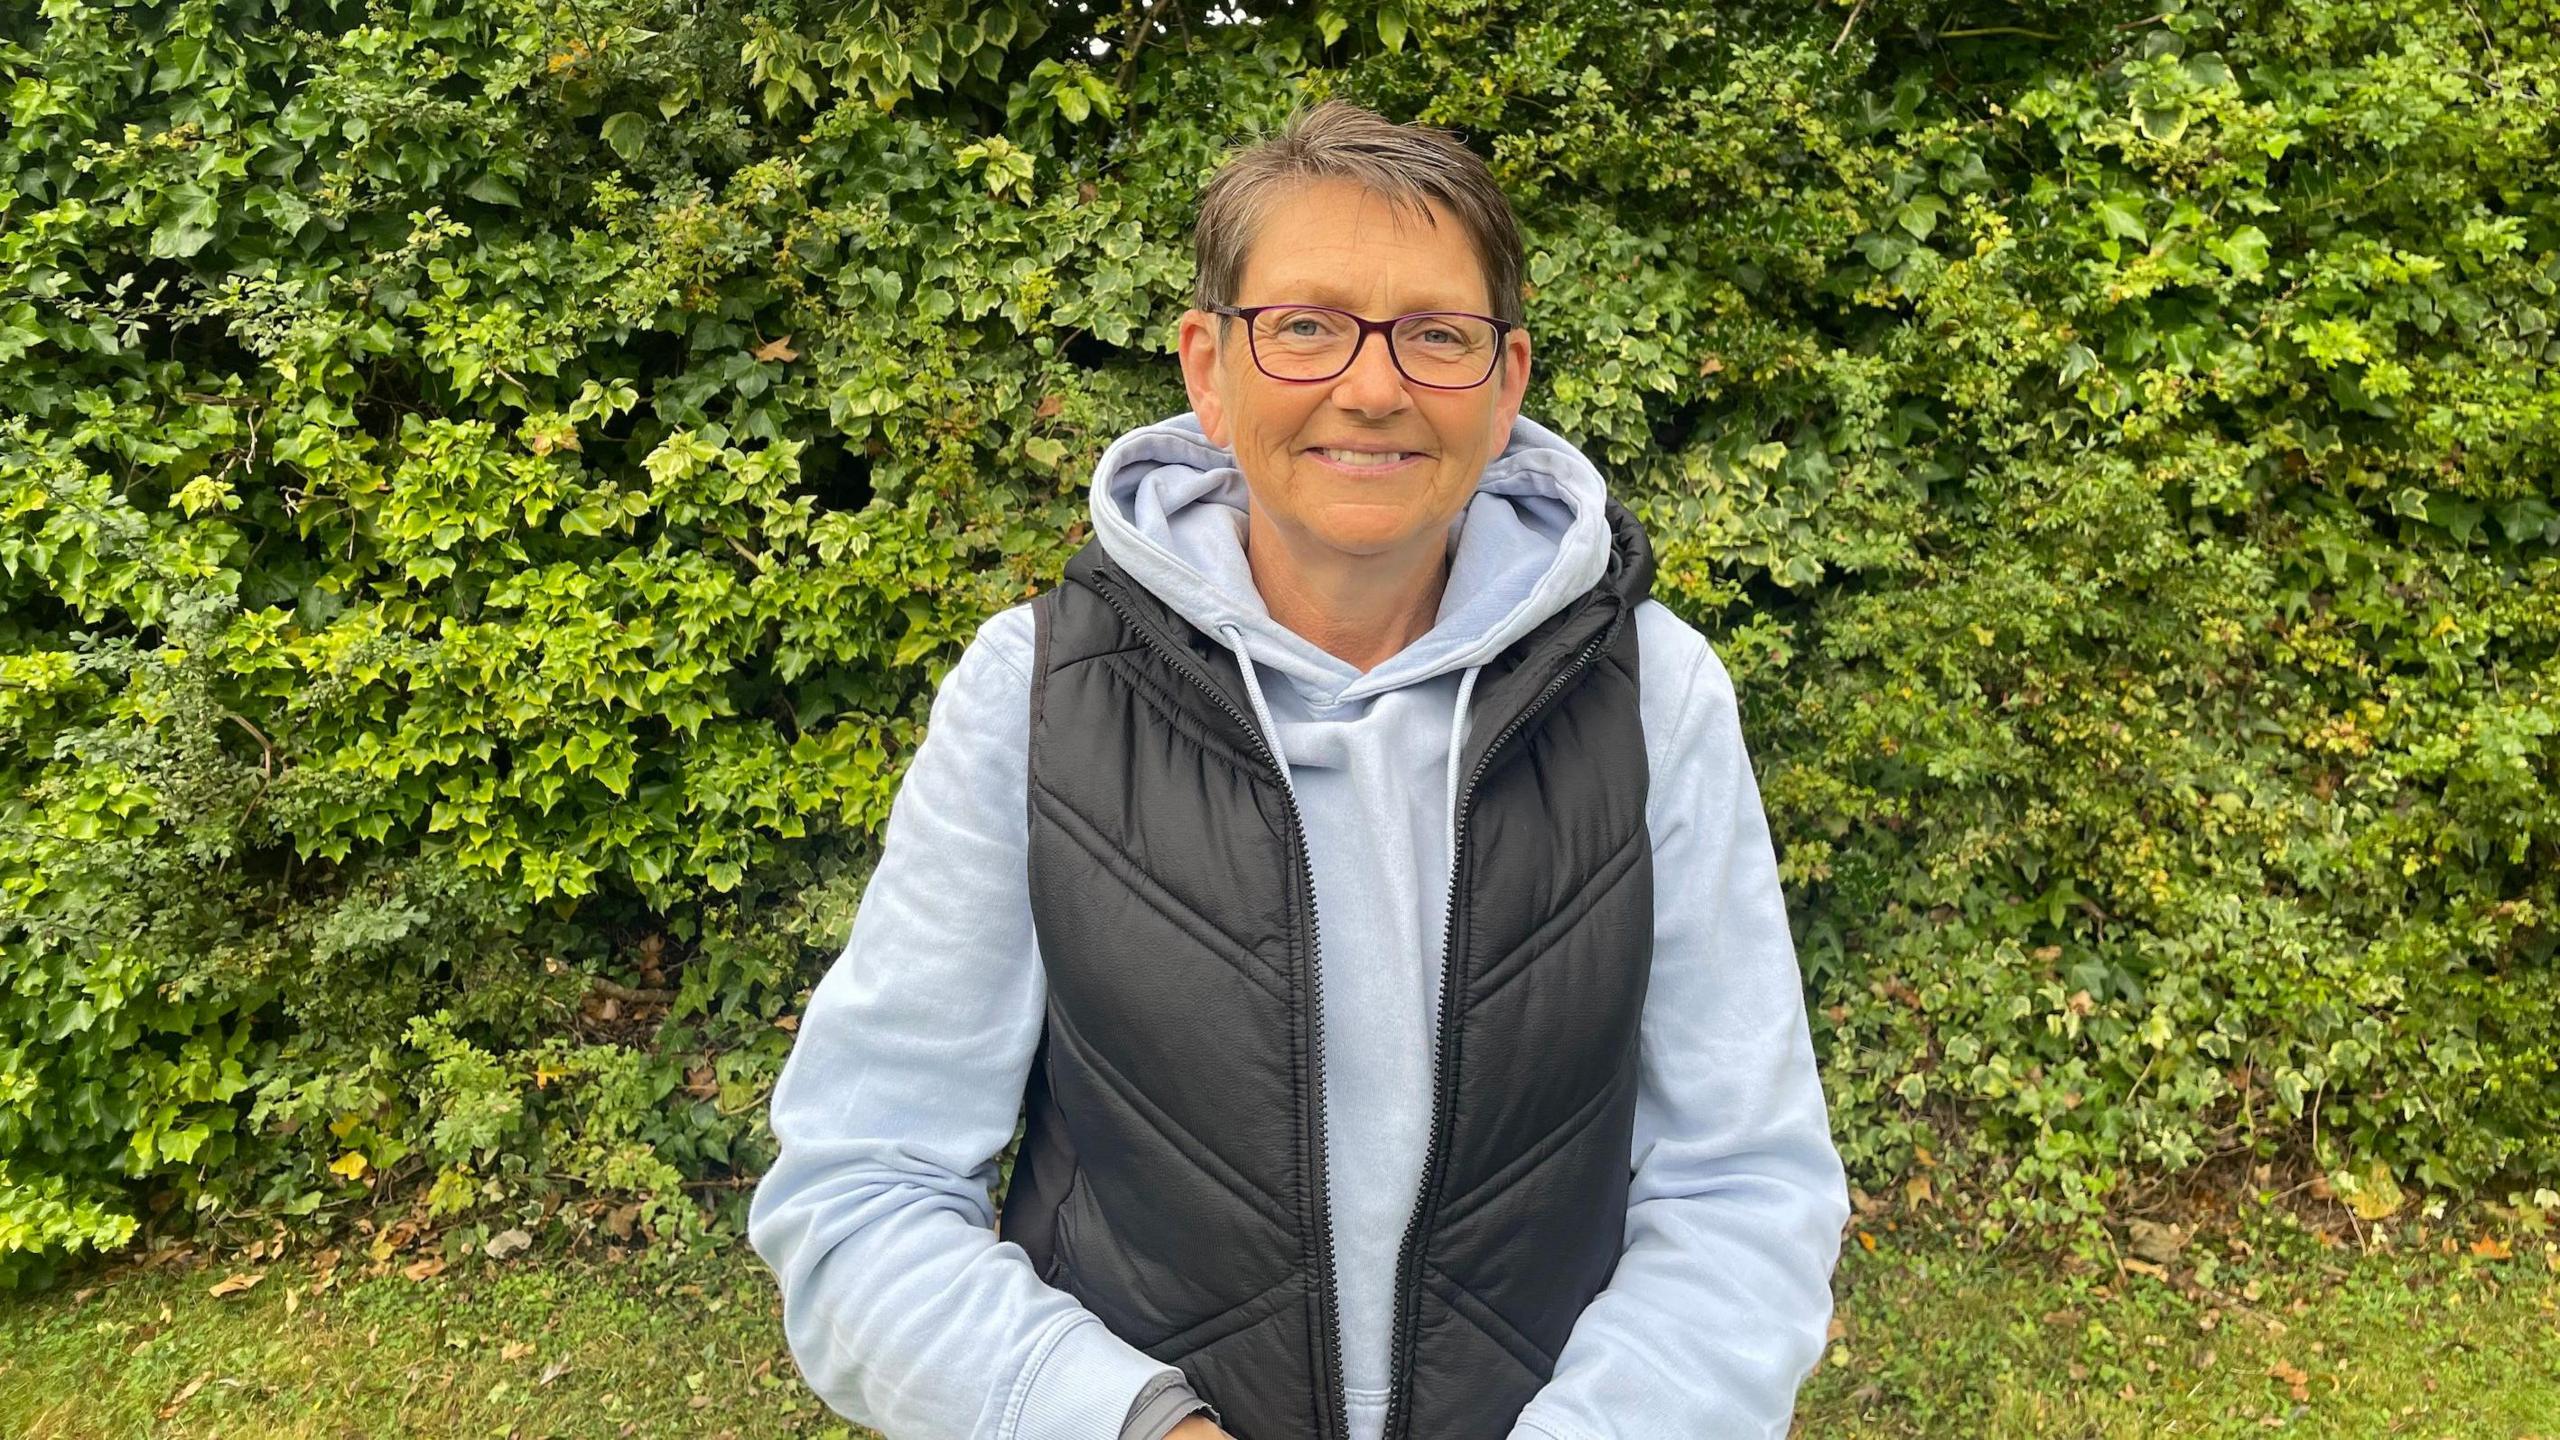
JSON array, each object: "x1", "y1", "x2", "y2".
[{"x1": 1084, "y1": 410, "x2": 1616, "y2": 715}]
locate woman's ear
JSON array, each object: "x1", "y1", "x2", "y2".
[
  {"x1": 1177, "y1": 308, "x2": 1232, "y2": 448},
  {"x1": 1492, "y1": 324, "x2": 1532, "y2": 439}
]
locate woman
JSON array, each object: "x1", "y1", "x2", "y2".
[{"x1": 750, "y1": 99, "x2": 1849, "y2": 1440}]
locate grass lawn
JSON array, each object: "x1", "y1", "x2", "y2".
[{"x1": 3, "y1": 1202, "x2": 2552, "y2": 1438}]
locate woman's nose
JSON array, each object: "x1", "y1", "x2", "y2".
[{"x1": 1327, "y1": 329, "x2": 1410, "y2": 412}]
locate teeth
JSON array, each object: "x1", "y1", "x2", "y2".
[{"x1": 1318, "y1": 448, "x2": 1410, "y2": 467}]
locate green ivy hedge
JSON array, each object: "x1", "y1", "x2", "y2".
[{"x1": 4, "y1": 0, "x2": 2555, "y2": 1286}]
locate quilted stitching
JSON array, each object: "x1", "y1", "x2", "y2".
[
  {"x1": 1466, "y1": 820, "x2": 1649, "y2": 1005},
  {"x1": 1029, "y1": 782, "x2": 1294, "y2": 1009},
  {"x1": 1043, "y1": 997, "x2": 1299, "y2": 1236}
]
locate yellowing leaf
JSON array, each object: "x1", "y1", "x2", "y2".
[
  {"x1": 329, "y1": 1150, "x2": 369, "y2": 1180},
  {"x1": 2345, "y1": 1160, "x2": 2405, "y2": 1221}
]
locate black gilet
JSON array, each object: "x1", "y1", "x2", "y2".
[{"x1": 1002, "y1": 497, "x2": 1657, "y2": 1440}]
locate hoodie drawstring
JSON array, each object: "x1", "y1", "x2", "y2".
[
  {"x1": 1444, "y1": 665, "x2": 1480, "y2": 879},
  {"x1": 1218, "y1": 622, "x2": 1295, "y2": 792},
  {"x1": 1222, "y1": 620, "x2": 1483, "y2": 892}
]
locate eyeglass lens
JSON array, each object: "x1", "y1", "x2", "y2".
[{"x1": 1248, "y1": 308, "x2": 1499, "y2": 387}]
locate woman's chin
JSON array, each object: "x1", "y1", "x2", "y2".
[{"x1": 1302, "y1": 513, "x2": 1439, "y2": 559}]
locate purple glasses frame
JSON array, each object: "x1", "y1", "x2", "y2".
[{"x1": 1206, "y1": 302, "x2": 1519, "y2": 390}]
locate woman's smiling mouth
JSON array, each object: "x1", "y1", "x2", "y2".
[{"x1": 1308, "y1": 447, "x2": 1428, "y2": 472}]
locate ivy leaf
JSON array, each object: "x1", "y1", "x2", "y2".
[
  {"x1": 1896, "y1": 194, "x2": 1946, "y2": 241},
  {"x1": 1379, "y1": 6, "x2": 1408, "y2": 51},
  {"x1": 2135, "y1": 105, "x2": 2189, "y2": 143},
  {"x1": 463, "y1": 172, "x2": 521, "y2": 206},
  {"x1": 2094, "y1": 194, "x2": 2148, "y2": 243},
  {"x1": 2211, "y1": 224, "x2": 2270, "y2": 279},
  {"x1": 602, "y1": 111, "x2": 650, "y2": 162},
  {"x1": 149, "y1": 184, "x2": 222, "y2": 258}
]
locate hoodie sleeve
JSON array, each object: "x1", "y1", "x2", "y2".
[
  {"x1": 1505, "y1": 613, "x2": 1852, "y2": 1440},
  {"x1": 747, "y1": 604, "x2": 1190, "y2": 1440}
]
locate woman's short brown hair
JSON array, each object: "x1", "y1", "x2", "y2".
[{"x1": 1192, "y1": 99, "x2": 1527, "y2": 329}]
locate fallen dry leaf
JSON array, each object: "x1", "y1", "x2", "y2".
[
  {"x1": 403, "y1": 1255, "x2": 447, "y2": 1282},
  {"x1": 2268, "y1": 1360, "x2": 2310, "y2": 1401},
  {"x1": 604, "y1": 1202, "x2": 643, "y2": 1240},
  {"x1": 752, "y1": 335, "x2": 798, "y2": 363},
  {"x1": 485, "y1": 1228, "x2": 533, "y2": 1260},
  {"x1": 158, "y1": 1372, "x2": 210, "y2": 1419},
  {"x1": 208, "y1": 1272, "x2": 264, "y2": 1298},
  {"x1": 2471, "y1": 1235, "x2": 2513, "y2": 1260},
  {"x1": 2127, "y1": 1219, "x2": 2192, "y2": 1265},
  {"x1": 502, "y1": 1340, "x2": 536, "y2": 1362}
]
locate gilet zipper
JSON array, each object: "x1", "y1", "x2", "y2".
[
  {"x1": 1086, "y1": 572, "x2": 1355, "y2": 1440},
  {"x1": 1382, "y1": 602, "x2": 1627, "y2": 1440}
]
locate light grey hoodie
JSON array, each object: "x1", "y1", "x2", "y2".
[{"x1": 749, "y1": 411, "x2": 1850, "y2": 1440}]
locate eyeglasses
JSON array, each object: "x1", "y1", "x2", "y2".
[{"x1": 1207, "y1": 303, "x2": 1517, "y2": 390}]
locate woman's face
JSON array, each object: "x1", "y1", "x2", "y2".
[{"x1": 1178, "y1": 177, "x2": 1532, "y2": 568}]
